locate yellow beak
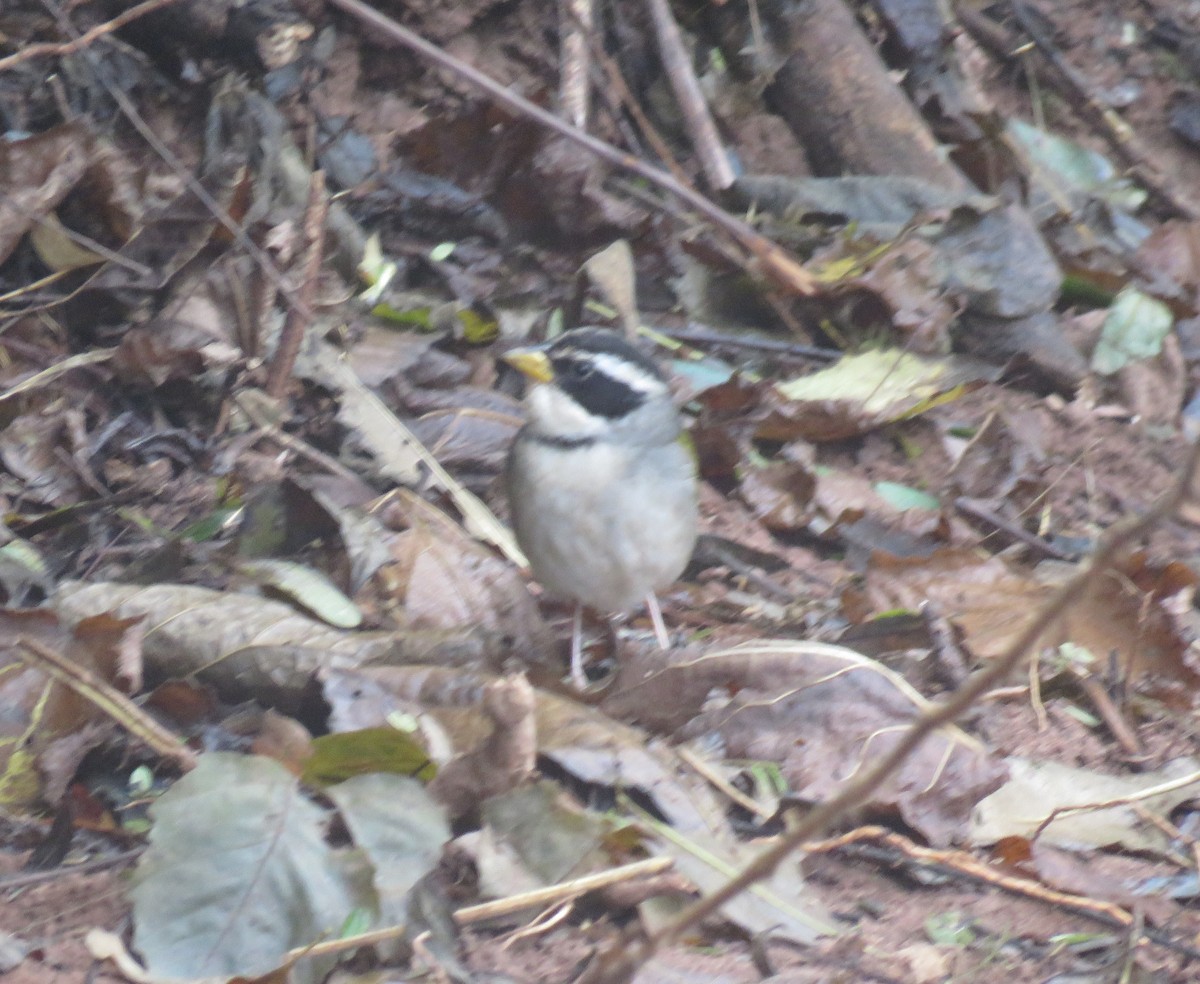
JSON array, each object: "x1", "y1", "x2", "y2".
[{"x1": 501, "y1": 347, "x2": 555, "y2": 384}]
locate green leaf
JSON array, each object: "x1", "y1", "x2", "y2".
[
  {"x1": 744, "y1": 760, "x2": 788, "y2": 797},
  {"x1": 369, "y1": 303, "x2": 433, "y2": 327},
  {"x1": 457, "y1": 307, "x2": 498, "y2": 343},
  {"x1": 339, "y1": 907, "x2": 374, "y2": 938},
  {"x1": 670, "y1": 355, "x2": 735, "y2": 390},
  {"x1": 1008, "y1": 119, "x2": 1147, "y2": 212},
  {"x1": 1091, "y1": 287, "x2": 1174, "y2": 375},
  {"x1": 131, "y1": 754, "x2": 368, "y2": 981},
  {"x1": 302, "y1": 727, "x2": 436, "y2": 787},
  {"x1": 0, "y1": 539, "x2": 48, "y2": 580},
  {"x1": 327, "y1": 774, "x2": 449, "y2": 923},
  {"x1": 925, "y1": 910, "x2": 975, "y2": 947},
  {"x1": 128, "y1": 765, "x2": 155, "y2": 796},
  {"x1": 874, "y1": 481, "x2": 940, "y2": 512},
  {"x1": 180, "y1": 506, "x2": 241, "y2": 543},
  {"x1": 238, "y1": 559, "x2": 363, "y2": 629},
  {"x1": 772, "y1": 350, "x2": 995, "y2": 440},
  {"x1": 1061, "y1": 704, "x2": 1102, "y2": 728},
  {"x1": 357, "y1": 232, "x2": 397, "y2": 302}
]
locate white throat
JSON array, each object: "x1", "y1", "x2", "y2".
[{"x1": 525, "y1": 383, "x2": 607, "y2": 439}]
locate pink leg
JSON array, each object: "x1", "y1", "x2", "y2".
[
  {"x1": 569, "y1": 603, "x2": 587, "y2": 688},
  {"x1": 646, "y1": 592, "x2": 670, "y2": 650}
]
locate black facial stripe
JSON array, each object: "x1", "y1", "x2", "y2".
[
  {"x1": 547, "y1": 328, "x2": 666, "y2": 383},
  {"x1": 551, "y1": 352, "x2": 647, "y2": 419},
  {"x1": 542, "y1": 328, "x2": 665, "y2": 420}
]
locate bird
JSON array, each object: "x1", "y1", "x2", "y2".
[{"x1": 502, "y1": 327, "x2": 698, "y2": 684}]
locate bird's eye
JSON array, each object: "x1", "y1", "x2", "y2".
[{"x1": 566, "y1": 360, "x2": 594, "y2": 380}]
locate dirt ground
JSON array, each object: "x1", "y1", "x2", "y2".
[{"x1": 4, "y1": 0, "x2": 1200, "y2": 982}]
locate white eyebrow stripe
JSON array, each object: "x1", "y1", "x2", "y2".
[{"x1": 583, "y1": 351, "x2": 667, "y2": 395}]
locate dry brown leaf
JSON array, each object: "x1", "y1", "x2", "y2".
[
  {"x1": 377, "y1": 490, "x2": 554, "y2": 659},
  {"x1": 319, "y1": 664, "x2": 725, "y2": 835},
  {"x1": 0, "y1": 123, "x2": 93, "y2": 266},
  {"x1": 849, "y1": 548, "x2": 1198, "y2": 686},
  {"x1": 657, "y1": 641, "x2": 1003, "y2": 846},
  {"x1": 54, "y1": 580, "x2": 505, "y2": 712},
  {"x1": 427, "y1": 674, "x2": 536, "y2": 819},
  {"x1": 0, "y1": 608, "x2": 144, "y2": 808}
]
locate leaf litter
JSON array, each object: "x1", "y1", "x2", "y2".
[{"x1": 3, "y1": 0, "x2": 1200, "y2": 982}]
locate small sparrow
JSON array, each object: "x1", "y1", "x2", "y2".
[{"x1": 503, "y1": 327, "x2": 698, "y2": 682}]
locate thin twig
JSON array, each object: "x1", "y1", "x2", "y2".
[
  {"x1": 644, "y1": 0, "x2": 736, "y2": 190},
  {"x1": 677, "y1": 746, "x2": 772, "y2": 819},
  {"x1": 807, "y1": 826, "x2": 1134, "y2": 924},
  {"x1": 1072, "y1": 666, "x2": 1141, "y2": 757},
  {"x1": 1007, "y1": 0, "x2": 1196, "y2": 214},
  {"x1": 282, "y1": 857, "x2": 674, "y2": 960},
  {"x1": 0, "y1": 0, "x2": 186, "y2": 72},
  {"x1": 584, "y1": 436, "x2": 1200, "y2": 983},
  {"x1": 14, "y1": 637, "x2": 198, "y2": 772},
  {"x1": 954, "y1": 496, "x2": 1075, "y2": 561},
  {"x1": 0, "y1": 348, "x2": 116, "y2": 402},
  {"x1": 588, "y1": 33, "x2": 692, "y2": 187},
  {"x1": 560, "y1": 0, "x2": 593, "y2": 130},
  {"x1": 266, "y1": 170, "x2": 327, "y2": 398},
  {"x1": 0, "y1": 847, "x2": 143, "y2": 890},
  {"x1": 1029, "y1": 765, "x2": 1200, "y2": 846},
  {"x1": 819, "y1": 827, "x2": 1200, "y2": 961},
  {"x1": 235, "y1": 392, "x2": 365, "y2": 485},
  {"x1": 665, "y1": 324, "x2": 840, "y2": 362}
]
